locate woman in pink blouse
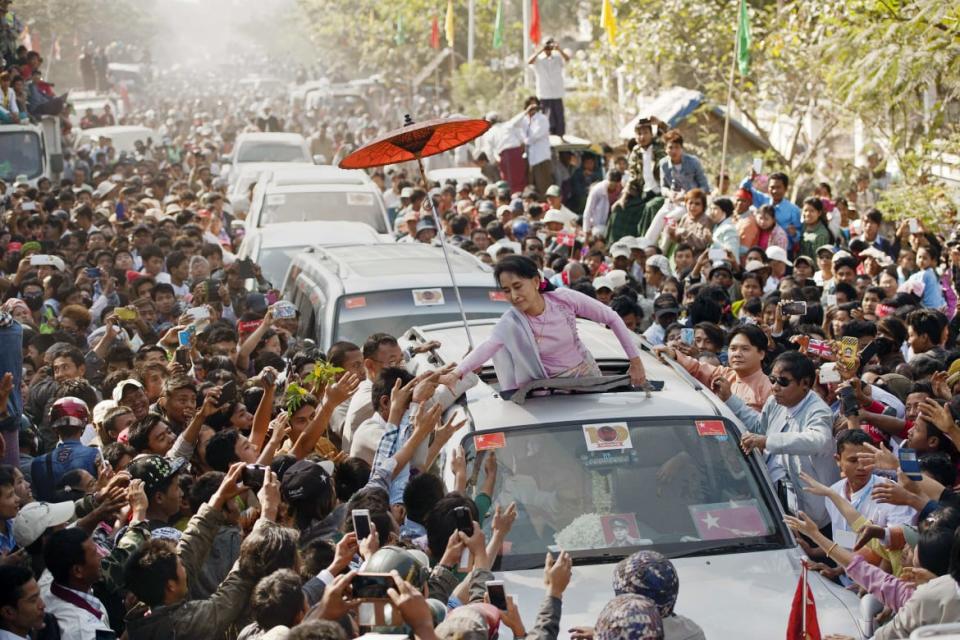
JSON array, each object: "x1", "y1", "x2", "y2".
[{"x1": 451, "y1": 255, "x2": 647, "y2": 391}]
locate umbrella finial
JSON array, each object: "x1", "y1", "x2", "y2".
[{"x1": 403, "y1": 114, "x2": 415, "y2": 127}]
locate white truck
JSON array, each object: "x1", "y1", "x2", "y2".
[{"x1": 0, "y1": 116, "x2": 64, "y2": 187}]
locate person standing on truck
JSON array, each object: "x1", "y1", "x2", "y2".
[{"x1": 444, "y1": 255, "x2": 647, "y2": 392}]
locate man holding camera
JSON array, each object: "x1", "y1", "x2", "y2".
[{"x1": 527, "y1": 37, "x2": 569, "y2": 138}]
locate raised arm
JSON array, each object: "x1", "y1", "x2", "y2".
[
  {"x1": 249, "y1": 368, "x2": 278, "y2": 451},
  {"x1": 292, "y1": 373, "x2": 359, "y2": 459}
]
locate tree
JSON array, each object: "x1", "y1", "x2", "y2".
[
  {"x1": 297, "y1": 0, "x2": 525, "y2": 87},
  {"x1": 573, "y1": 0, "x2": 844, "y2": 184},
  {"x1": 13, "y1": 0, "x2": 158, "y2": 86},
  {"x1": 817, "y1": 0, "x2": 960, "y2": 180}
]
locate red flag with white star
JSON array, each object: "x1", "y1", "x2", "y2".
[{"x1": 786, "y1": 562, "x2": 821, "y2": 640}]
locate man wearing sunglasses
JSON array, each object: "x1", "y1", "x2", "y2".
[{"x1": 712, "y1": 350, "x2": 839, "y2": 533}]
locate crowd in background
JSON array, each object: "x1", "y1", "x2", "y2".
[{"x1": 0, "y1": 3, "x2": 958, "y2": 636}]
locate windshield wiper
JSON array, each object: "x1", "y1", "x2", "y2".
[{"x1": 666, "y1": 540, "x2": 784, "y2": 559}]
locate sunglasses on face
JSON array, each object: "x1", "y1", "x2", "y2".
[{"x1": 768, "y1": 374, "x2": 796, "y2": 387}]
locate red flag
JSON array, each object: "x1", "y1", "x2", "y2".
[
  {"x1": 557, "y1": 231, "x2": 575, "y2": 247},
  {"x1": 430, "y1": 15, "x2": 440, "y2": 49},
  {"x1": 786, "y1": 563, "x2": 821, "y2": 640},
  {"x1": 529, "y1": 0, "x2": 541, "y2": 45}
]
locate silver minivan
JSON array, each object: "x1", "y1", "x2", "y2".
[
  {"x1": 281, "y1": 243, "x2": 509, "y2": 351},
  {"x1": 400, "y1": 318, "x2": 865, "y2": 639}
]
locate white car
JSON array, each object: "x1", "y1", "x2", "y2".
[
  {"x1": 226, "y1": 162, "x2": 287, "y2": 216},
  {"x1": 426, "y1": 166, "x2": 485, "y2": 186},
  {"x1": 225, "y1": 132, "x2": 313, "y2": 186},
  {"x1": 69, "y1": 92, "x2": 122, "y2": 129},
  {"x1": 246, "y1": 165, "x2": 390, "y2": 234},
  {"x1": 74, "y1": 126, "x2": 157, "y2": 157},
  {"x1": 235, "y1": 220, "x2": 390, "y2": 289},
  {"x1": 399, "y1": 319, "x2": 865, "y2": 639}
]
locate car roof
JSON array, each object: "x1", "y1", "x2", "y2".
[
  {"x1": 265, "y1": 183, "x2": 377, "y2": 195},
  {"x1": 293, "y1": 243, "x2": 496, "y2": 293},
  {"x1": 255, "y1": 221, "x2": 384, "y2": 248},
  {"x1": 426, "y1": 167, "x2": 484, "y2": 184},
  {"x1": 263, "y1": 165, "x2": 370, "y2": 187},
  {"x1": 406, "y1": 318, "x2": 725, "y2": 429},
  {"x1": 78, "y1": 125, "x2": 152, "y2": 137},
  {"x1": 235, "y1": 132, "x2": 306, "y2": 144}
]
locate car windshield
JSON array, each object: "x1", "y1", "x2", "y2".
[
  {"x1": 259, "y1": 246, "x2": 307, "y2": 288},
  {"x1": 335, "y1": 287, "x2": 508, "y2": 345},
  {"x1": 236, "y1": 143, "x2": 309, "y2": 163},
  {"x1": 458, "y1": 417, "x2": 787, "y2": 571},
  {"x1": 0, "y1": 131, "x2": 42, "y2": 181},
  {"x1": 259, "y1": 191, "x2": 387, "y2": 232}
]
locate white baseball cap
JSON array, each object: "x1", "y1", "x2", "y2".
[
  {"x1": 765, "y1": 246, "x2": 792, "y2": 266},
  {"x1": 543, "y1": 210, "x2": 567, "y2": 225},
  {"x1": 646, "y1": 254, "x2": 673, "y2": 277},
  {"x1": 14, "y1": 501, "x2": 76, "y2": 548},
  {"x1": 606, "y1": 269, "x2": 629, "y2": 289},
  {"x1": 112, "y1": 378, "x2": 144, "y2": 403},
  {"x1": 610, "y1": 244, "x2": 631, "y2": 259},
  {"x1": 592, "y1": 276, "x2": 614, "y2": 291}
]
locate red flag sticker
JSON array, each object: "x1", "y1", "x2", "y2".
[
  {"x1": 344, "y1": 296, "x2": 367, "y2": 310},
  {"x1": 489, "y1": 291, "x2": 508, "y2": 302},
  {"x1": 688, "y1": 501, "x2": 769, "y2": 540},
  {"x1": 695, "y1": 420, "x2": 726, "y2": 437},
  {"x1": 475, "y1": 432, "x2": 506, "y2": 451}
]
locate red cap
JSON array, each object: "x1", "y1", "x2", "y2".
[{"x1": 735, "y1": 188, "x2": 753, "y2": 204}]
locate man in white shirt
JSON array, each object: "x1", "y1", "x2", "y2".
[
  {"x1": 583, "y1": 169, "x2": 624, "y2": 240},
  {"x1": 514, "y1": 97, "x2": 552, "y2": 196},
  {"x1": 42, "y1": 528, "x2": 114, "y2": 640},
  {"x1": 825, "y1": 430, "x2": 915, "y2": 549},
  {"x1": 527, "y1": 38, "x2": 569, "y2": 137},
  {"x1": 489, "y1": 115, "x2": 526, "y2": 194},
  {"x1": 544, "y1": 185, "x2": 578, "y2": 227},
  {"x1": 0, "y1": 565, "x2": 48, "y2": 640}
]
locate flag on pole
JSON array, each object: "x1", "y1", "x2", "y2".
[
  {"x1": 430, "y1": 15, "x2": 440, "y2": 49},
  {"x1": 444, "y1": 0, "x2": 454, "y2": 48},
  {"x1": 529, "y1": 0, "x2": 541, "y2": 45},
  {"x1": 20, "y1": 25, "x2": 32, "y2": 51},
  {"x1": 786, "y1": 563, "x2": 821, "y2": 640},
  {"x1": 395, "y1": 14, "x2": 406, "y2": 45},
  {"x1": 600, "y1": 0, "x2": 617, "y2": 46},
  {"x1": 492, "y1": 0, "x2": 504, "y2": 49},
  {"x1": 737, "y1": 0, "x2": 751, "y2": 75}
]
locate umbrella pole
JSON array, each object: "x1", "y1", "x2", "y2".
[{"x1": 415, "y1": 154, "x2": 475, "y2": 349}]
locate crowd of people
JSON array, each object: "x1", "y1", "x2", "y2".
[{"x1": 0, "y1": 5, "x2": 957, "y2": 635}]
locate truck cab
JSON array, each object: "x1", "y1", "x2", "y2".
[{"x1": 0, "y1": 116, "x2": 63, "y2": 187}]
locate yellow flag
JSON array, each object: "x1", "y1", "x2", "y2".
[
  {"x1": 601, "y1": 0, "x2": 617, "y2": 45},
  {"x1": 445, "y1": 0, "x2": 455, "y2": 48}
]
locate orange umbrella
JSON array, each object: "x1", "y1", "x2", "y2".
[
  {"x1": 339, "y1": 116, "x2": 491, "y2": 170},
  {"x1": 339, "y1": 115, "x2": 493, "y2": 347}
]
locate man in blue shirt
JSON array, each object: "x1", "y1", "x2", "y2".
[{"x1": 741, "y1": 171, "x2": 801, "y2": 252}]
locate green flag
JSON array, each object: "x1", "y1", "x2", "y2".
[
  {"x1": 737, "y1": 0, "x2": 750, "y2": 75},
  {"x1": 492, "y1": 0, "x2": 504, "y2": 49},
  {"x1": 395, "y1": 13, "x2": 406, "y2": 45}
]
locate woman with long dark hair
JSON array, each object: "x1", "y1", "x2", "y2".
[
  {"x1": 799, "y1": 197, "x2": 835, "y2": 261},
  {"x1": 449, "y1": 255, "x2": 647, "y2": 391}
]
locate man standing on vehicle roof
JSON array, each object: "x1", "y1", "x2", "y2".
[
  {"x1": 527, "y1": 37, "x2": 569, "y2": 137},
  {"x1": 712, "y1": 350, "x2": 838, "y2": 533}
]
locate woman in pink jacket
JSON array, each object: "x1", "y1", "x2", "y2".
[{"x1": 451, "y1": 255, "x2": 647, "y2": 391}]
